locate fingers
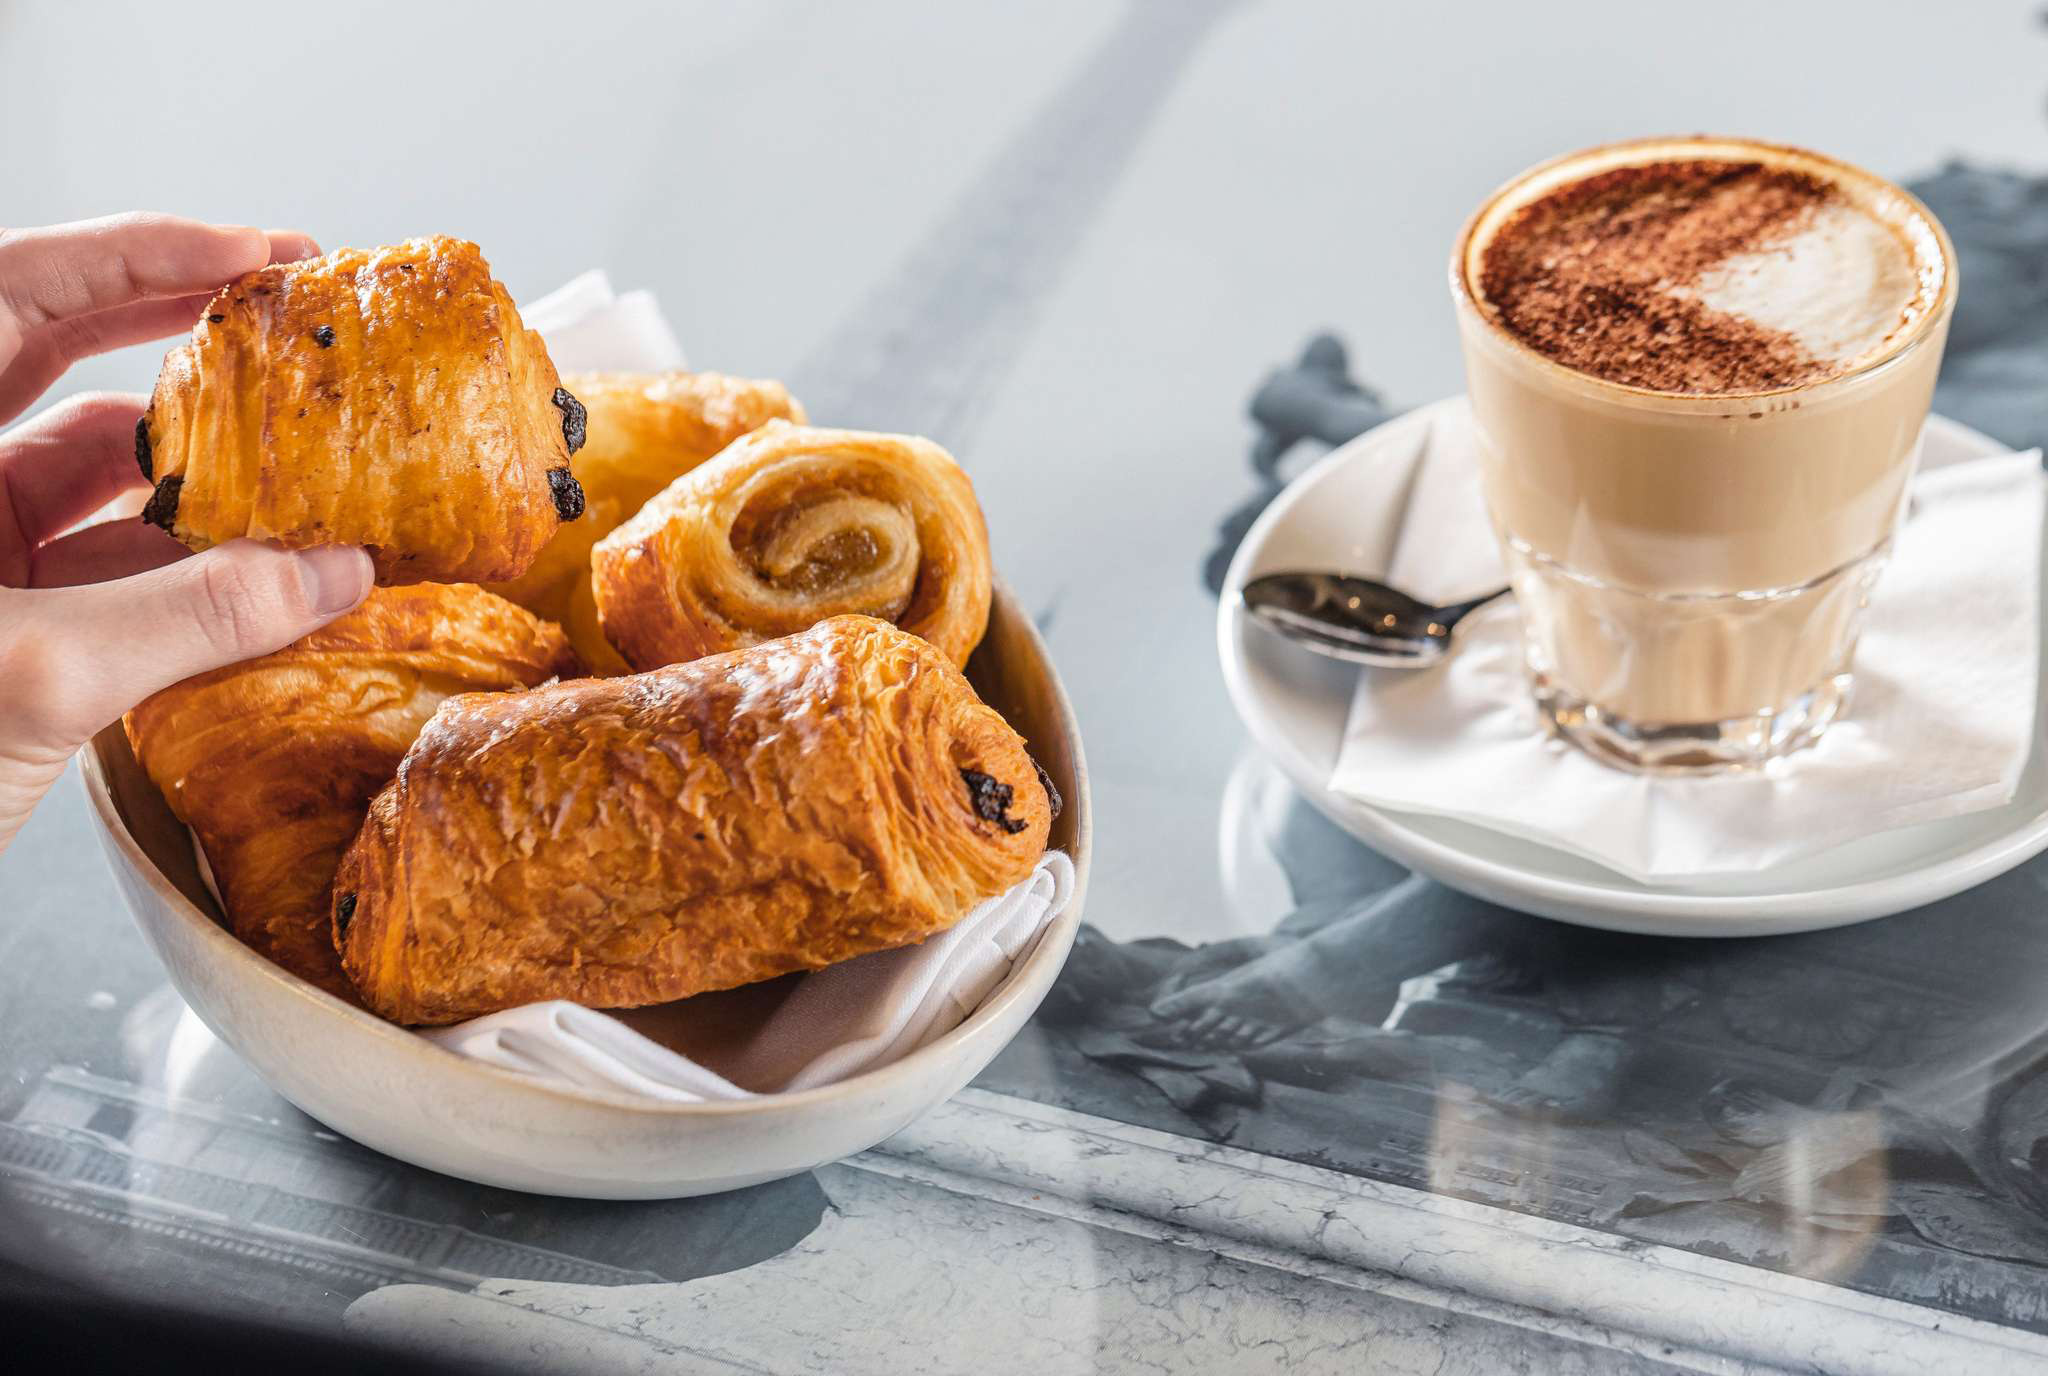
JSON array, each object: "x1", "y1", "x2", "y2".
[
  {"x1": 0, "y1": 214, "x2": 272, "y2": 330},
  {"x1": 0, "y1": 299, "x2": 209, "y2": 424},
  {"x1": 3, "y1": 540, "x2": 372, "y2": 753},
  {"x1": 28, "y1": 517, "x2": 186, "y2": 588},
  {"x1": 0, "y1": 230, "x2": 320, "y2": 424},
  {"x1": 0, "y1": 393, "x2": 150, "y2": 574},
  {"x1": 263, "y1": 229, "x2": 321, "y2": 264}
]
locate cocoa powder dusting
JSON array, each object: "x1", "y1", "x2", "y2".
[{"x1": 1478, "y1": 160, "x2": 1839, "y2": 394}]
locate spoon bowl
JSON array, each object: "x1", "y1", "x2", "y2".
[{"x1": 1241, "y1": 571, "x2": 1508, "y2": 668}]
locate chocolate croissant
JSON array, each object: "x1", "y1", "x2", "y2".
[
  {"x1": 137, "y1": 235, "x2": 586, "y2": 585},
  {"x1": 486, "y1": 370, "x2": 805, "y2": 672},
  {"x1": 124, "y1": 585, "x2": 576, "y2": 996},
  {"x1": 590, "y1": 421, "x2": 992, "y2": 671},
  {"x1": 334, "y1": 615, "x2": 1050, "y2": 1025}
]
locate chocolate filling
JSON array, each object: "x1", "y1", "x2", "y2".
[
  {"x1": 547, "y1": 467, "x2": 585, "y2": 521},
  {"x1": 207, "y1": 313, "x2": 224, "y2": 323},
  {"x1": 134, "y1": 417, "x2": 152, "y2": 481},
  {"x1": 141, "y1": 475, "x2": 181, "y2": 533},
  {"x1": 312, "y1": 324, "x2": 336, "y2": 348},
  {"x1": 961, "y1": 768, "x2": 1029, "y2": 834},
  {"x1": 335, "y1": 891, "x2": 356, "y2": 936},
  {"x1": 552, "y1": 386, "x2": 587, "y2": 454}
]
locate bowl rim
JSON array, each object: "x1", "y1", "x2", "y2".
[{"x1": 81, "y1": 579, "x2": 1092, "y2": 1118}]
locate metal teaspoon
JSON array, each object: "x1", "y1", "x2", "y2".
[{"x1": 1241, "y1": 571, "x2": 1510, "y2": 668}]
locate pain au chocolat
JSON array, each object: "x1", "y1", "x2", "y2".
[
  {"x1": 590, "y1": 420, "x2": 992, "y2": 672},
  {"x1": 124, "y1": 585, "x2": 576, "y2": 996},
  {"x1": 334, "y1": 615, "x2": 1050, "y2": 1025},
  {"x1": 486, "y1": 370, "x2": 806, "y2": 673},
  {"x1": 136, "y1": 235, "x2": 587, "y2": 585}
]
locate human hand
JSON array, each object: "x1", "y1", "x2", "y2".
[{"x1": 0, "y1": 215, "x2": 374, "y2": 853}]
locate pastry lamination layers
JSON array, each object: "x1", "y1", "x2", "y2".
[
  {"x1": 334, "y1": 616, "x2": 1050, "y2": 1026},
  {"x1": 486, "y1": 370, "x2": 807, "y2": 672},
  {"x1": 591, "y1": 420, "x2": 992, "y2": 671},
  {"x1": 139, "y1": 235, "x2": 586, "y2": 584},
  {"x1": 124, "y1": 585, "x2": 576, "y2": 996}
]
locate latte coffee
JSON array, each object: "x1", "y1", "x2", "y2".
[{"x1": 1451, "y1": 137, "x2": 1956, "y2": 772}]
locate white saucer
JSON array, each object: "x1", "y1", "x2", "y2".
[{"x1": 1217, "y1": 398, "x2": 2048, "y2": 937}]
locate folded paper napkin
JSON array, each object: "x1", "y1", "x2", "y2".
[
  {"x1": 422, "y1": 853, "x2": 1076, "y2": 1101},
  {"x1": 520, "y1": 268, "x2": 689, "y2": 374},
  {"x1": 1327, "y1": 400, "x2": 2045, "y2": 884}
]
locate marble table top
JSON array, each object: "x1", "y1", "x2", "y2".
[{"x1": 6, "y1": 2, "x2": 2048, "y2": 1371}]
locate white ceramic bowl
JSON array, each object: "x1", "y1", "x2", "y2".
[{"x1": 83, "y1": 583, "x2": 1089, "y2": 1199}]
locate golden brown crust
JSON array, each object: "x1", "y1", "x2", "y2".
[
  {"x1": 334, "y1": 616, "x2": 1049, "y2": 1026},
  {"x1": 140, "y1": 236, "x2": 581, "y2": 585},
  {"x1": 124, "y1": 585, "x2": 576, "y2": 996},
  {"x1": 486, "y1": 370, "x2": 804, "y2": 670},
  {"x1": 589, "y1": 421, "x2": 992, "y2": 671}
]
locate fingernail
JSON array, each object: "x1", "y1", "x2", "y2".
[
  {"x1": 267, "y1": 228, "x2": 321, "y2": 262},
  {"x1": 296, "y1": 545, "x2": 373, "y2": 616}
]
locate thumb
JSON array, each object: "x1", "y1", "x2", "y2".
[{"x1": 12, "y1": 539, "x2": 372, "y2": 754}]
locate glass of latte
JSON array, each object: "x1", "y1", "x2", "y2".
[{"x1": 1451, "y1": 136, "x2": 1957, "y2": 772}]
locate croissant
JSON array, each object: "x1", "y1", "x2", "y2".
[
  {"x1": 590, "y1": 421, "x2": 992, "y2": 671},
  {"x1": 124, "y1": 585, "x2": 576, "y2": 996},
  {"x1": 486, "y1": 370, "x2": 805, "y2": 672},
  {"x1": 334, "y1": 615, "x2": 1051, "y2": 1025},
  {"x1": 137, "y1": 235, "x2": 586, "y2": 585}
]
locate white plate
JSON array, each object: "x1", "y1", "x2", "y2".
[{"x1": 1217, "y1": 398, "x2": 2048, "y2": 937}]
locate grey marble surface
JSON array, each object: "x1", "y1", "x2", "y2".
[{"x1": 7, "y1": 2, "x2": 2048, "y2": 1371}]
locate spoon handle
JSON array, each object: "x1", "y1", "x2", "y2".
[{"x1": 1436, "y1": 586, "x2": 1513, "y2": 628}]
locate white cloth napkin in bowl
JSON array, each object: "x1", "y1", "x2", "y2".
[
  {"x1": 1327, "y1": 400, "x2": 2045, "y2": 884},
  {"x1": 423, "y1": 852, "x2": 1075, "y2": 1102}
]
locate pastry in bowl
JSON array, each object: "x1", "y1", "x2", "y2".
[
  {"x1": 335, "y1": 615, "x2": 1051, "y2": 1025},
  {"x1": 123, "y1": 585, "x2": 576, "y2": 995},
  {"x1": 486, "y1": 370, "x2": 805, "y2": 672},
  {"x1": 591, "y1": 420, "x2": 992, "y2": 671},
  {"x1": 137, "y1": 235, "x2": 586, "y2": 585}
]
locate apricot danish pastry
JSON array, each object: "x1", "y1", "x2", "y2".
[
  {"x1": 486, "y1": 370, "x2": 804, "y2": 671},
  {"x1": 590, "y1": 421, "x2": 991, "y2": 671}
]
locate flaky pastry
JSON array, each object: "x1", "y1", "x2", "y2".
[
  {"x1": 334, "y1": 616, "x2": 1050, "y2": 1025},
  {"x1": 137, "y1": 235, "x2": 586, "y2": 585},
  {"x1": 486, "y1": 370, "x2": 805, "y2": 671},
  {"x1": 590, "y1": 420, "x2": 992, "y2": 671},
  {"x1": 124, "y1": 585, "x2": 576, "y2": 995}
]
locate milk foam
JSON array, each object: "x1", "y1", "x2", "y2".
[{"x1": 1678, "y1": 200, "x2": 1920, "y2": 369}]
